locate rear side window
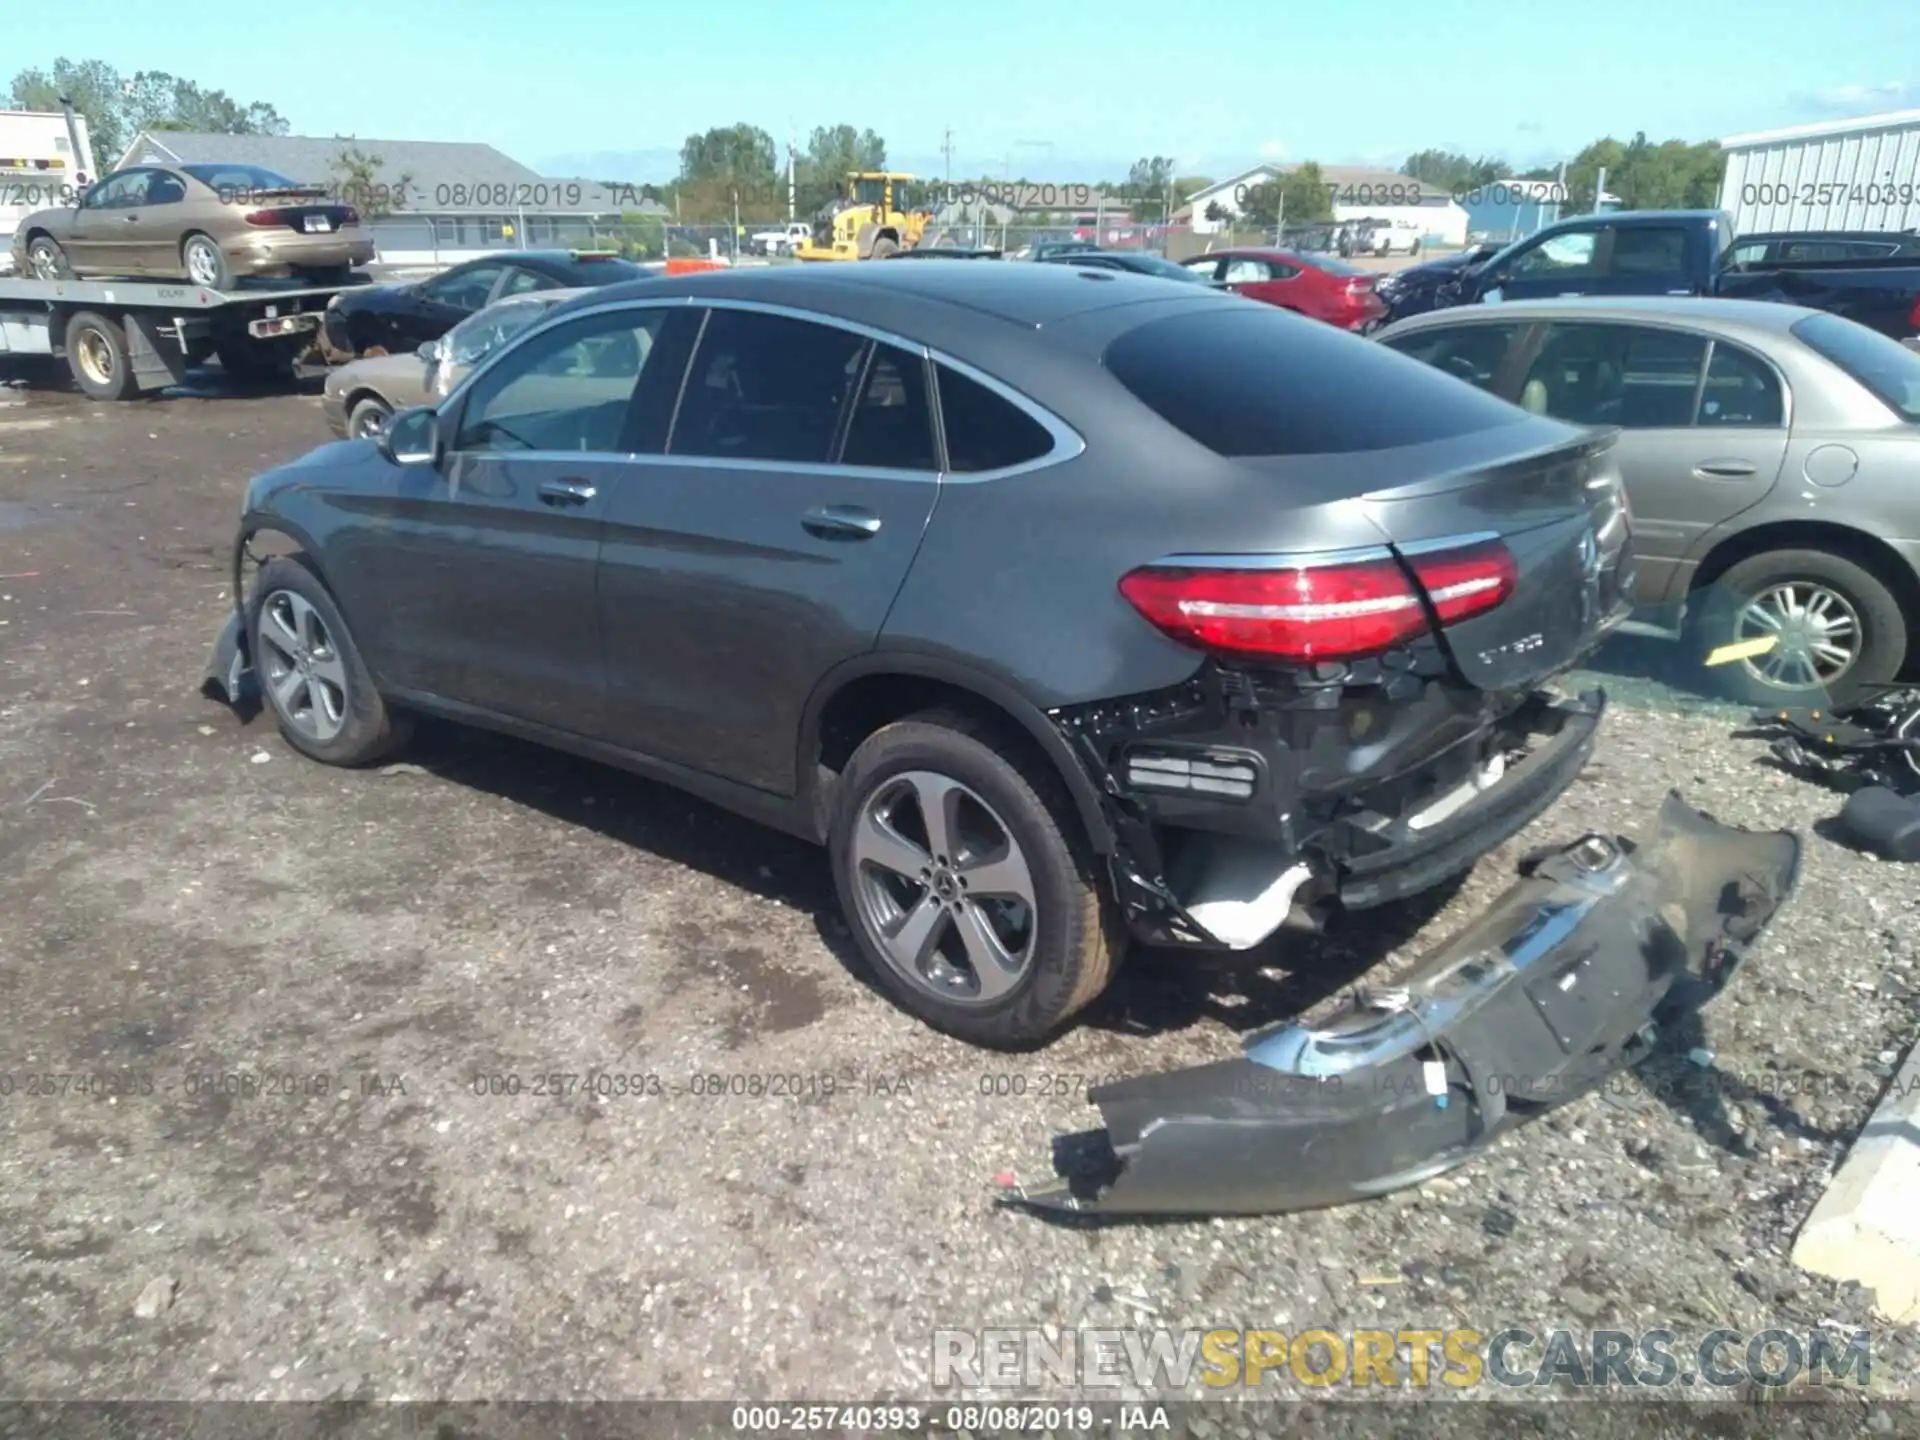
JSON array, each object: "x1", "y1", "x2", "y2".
[
  {"x1": 935, "y1": 365, "x2": 1055, "y2": 472},
  {"x1": 1105, "y1": 308, "x2": 1530, "y2": 457},
  {"x1": 1608, "y1": 227, "x2": 1688, "y2": 276},
  {"x1": 1791, "y1": 312, "x2": 1920, "y2": 422},
  {"x1": 840, "y1": 343, "x2": 937, "y2": 471},
  {"x1": 1697, "y1": 342, "x2": 1784, "y2": 426},
  {"x1": 671, "y1": 309, "x2": 868, "y2": 463}
]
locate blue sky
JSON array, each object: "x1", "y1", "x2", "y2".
[{"x1": 29, "y1": 0, "x2": 1920, "y2": 182}]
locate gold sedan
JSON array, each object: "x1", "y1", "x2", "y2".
[
  {"x1": 11, "y1": 162, "x2": 374, "y2": 290},
  {"x1": 321, "y1": 287, "x2": 586, "y2": 438}
]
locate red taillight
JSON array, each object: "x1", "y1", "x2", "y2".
[
  {"x1": 245, "y1": 208, "x2": 289, "y2": 227},
  {"x1": 1119, "y1": 540, "x2": 1517, "y2": 663},
  {"x1": 1406, "y1": 538, "x2": 1518, "y2": 626}
]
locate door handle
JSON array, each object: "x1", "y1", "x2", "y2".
[
  {"x1": 1693, "y1": 459, "x2": 1759, "y2": 479},
  {"x1": 538, "y1": 479, "x2": 597, "y2": 507},
  {"x1": 802, "y1": 505, "x2": 882, "y2": 540},
  {"x1": 123, "y1": 214, "x2": 140, "y2": 223}
]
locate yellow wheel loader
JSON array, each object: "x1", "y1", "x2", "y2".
[{"x1": 791, "y1": 172, "x2": 941, "y2": 261}]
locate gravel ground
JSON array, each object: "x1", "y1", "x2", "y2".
[{"x1": 1, "y1": 373, "x2": 1917, "y2": 1427}]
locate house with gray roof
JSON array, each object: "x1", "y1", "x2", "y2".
[{"x1": 115, "y1": 131, "x2": 670, "y2": 264}]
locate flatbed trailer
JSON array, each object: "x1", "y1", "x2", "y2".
[{"x1": 0, "y1": 274, "x2": 371, "y2": 400}]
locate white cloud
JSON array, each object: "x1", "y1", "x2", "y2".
[
  {"x1": 1257, "y1": 139, "x2": 1287, "y2": 159},
  {"x1": 1793, "y1": 80, "x2": 1920, "y2": 114}
]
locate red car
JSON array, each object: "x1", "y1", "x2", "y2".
[{"x1": 1179, "y1": 247, "x2": 1386, "y2": 331}]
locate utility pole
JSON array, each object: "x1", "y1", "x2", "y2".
[
  {"x1": 787, "y1": 123, "x2": 797, "y2": 221},
  {"x1": 942, "y1": 127, "x2": 953, "y2": 184}
]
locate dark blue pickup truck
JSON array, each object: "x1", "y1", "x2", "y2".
[{"x1": 1448, "y1": 210, "x2": 1920, "y2": 341}]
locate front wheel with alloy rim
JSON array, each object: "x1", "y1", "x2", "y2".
[
  {"x1": 1693, "y1": 548, "x2": 1909, "y2": 708},
  {"x1": 348, "y1": 395, "x2": 393, "y2": 438},
  {"x1": 248, "y1": 556, "x2": 410, "y2": 765},
  {"x1": 829, "y1": 714, "x2": 1123, "y2": 1048}
]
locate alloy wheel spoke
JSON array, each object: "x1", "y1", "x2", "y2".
[
  {"x1": 884, "y1": 893, "x2": 948, "y2": 974},
  {"x1": 262, "y1": 600, "x2": 302, "y2": 659},
  {"x1": 952, "y1": 905, "x2": 1022, "y2": 1001},
  {"x1": 853, "y1": 806, "x2": 932, "y2": 881},
  {"x1": 957, "y1": 842, "x2": 1034, "y2": 907},
  {"x1": 907, "y1": 771, "x2": 962, "y2": 863},
  {"x1": 271, "y1": 667, "x2": 307, "y2": 713},
  {"x1": 308, "y1": 650, "x2": 348, "y2": 688}
]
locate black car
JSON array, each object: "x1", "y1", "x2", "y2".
[
  {"x1": 205, "y1": 260, "x2": 1797, "y2": 1215},
  {"x1": 322, "y1": 249, "x2": 648, "y2": 356},
  {"x1": 1031, "y1": 249, "x2": 1218, "y2": 284},
  {"x1": 1373, "y1": 242, "x2": 1504, "y2": 322}
]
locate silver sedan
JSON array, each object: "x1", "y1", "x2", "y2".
[{"x1": 1378, "y1": 296, "x2": 1920, "y2": 705}]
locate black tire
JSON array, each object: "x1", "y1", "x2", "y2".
[
  {"x1": 869, "y1": 235, "x2": 901, "y2": 259},
  {"x1": 828, "y1": 712, "x2": 1124, "y2": 1048},
  {"x1": 1691, "y1": 548, "x2": 1909, "y2": 708},
  {"x1": 26, "y1": 233, "x2": 73, "y2": 279},
  {"x1": 181, "y1": 232, "x2": 234, "y2": 290},
  {"x1": 64, "y1": 311, "x2": 137, "y2": 401},
  {"x1": 247, "y1": 555, "x2": 410, "y2": 766},
  {"x1": 347, "y1": 394, "x2": 393, "y2": 438}
]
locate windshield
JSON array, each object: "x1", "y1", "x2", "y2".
[
  {"x1": 1792, "y1": 313, "x2": 1920, "y2": 423},
  {"x1": 444, "y1": 297, "x2": 566, "y2": 366},
  {"x1": 181, "y1": 164, "x2": 306, "y2": 192}
]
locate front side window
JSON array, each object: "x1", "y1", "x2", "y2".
[
  {"x1": 84, "y1": 171, "x2": 148, "y2": 209},
  {"x1": 1223, "y1": 258, "x2": 1272, "y2": 283},
  {"x1": 670, "y1": 309, "x2": 868, "y2": 463},
  {"x1": 452, "y1": 308, "x2": 667, "y2": 454},
  {"x1": 422, "y1": 264, "x2": 505, "y2": 311},
  {"x1": 1511, "y1": 229, "x2": 1600, "y2": 278},
  {"x1": 1381, "y1": 323, "x2": 1523, "y2": 393}
]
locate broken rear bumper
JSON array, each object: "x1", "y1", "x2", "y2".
[{"x1": 1011, "y1": 792, "x2": 1800, "y2": 1217}]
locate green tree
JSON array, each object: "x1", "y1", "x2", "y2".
[
  {"x1": 9, "y1": 58, "x2": 285, "y2": 173},
  {"x1": 796, "y1": 123, "x2": 887, "y2": 216},
  {"x1": 1403, "y1": 148, "x2": 1508, "y2": 195},
  {"x1": 326, "y1": 140, "x2": 414, "y2": 217},
  {"x1": 1237, "y1": 164, "x2": 1335, "y2": 230},
  {"x1": 1125, "y1": 155, "x2": 1177, "y2": 221},
  {"x1": 677, "y1": 123, "x2": 780, "y2": 222}
]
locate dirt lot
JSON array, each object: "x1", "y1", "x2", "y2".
[{"x1": 1, "y1": 370, "x2": 1918, "y2": 1419}]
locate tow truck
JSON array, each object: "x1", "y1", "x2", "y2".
[{"x1": 0, "y1": 271, "x2": 370, "y2": 400}]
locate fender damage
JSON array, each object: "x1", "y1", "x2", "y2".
[{"x1": 1010, "y1": 791, "x2": 1801, "y2": 1218}]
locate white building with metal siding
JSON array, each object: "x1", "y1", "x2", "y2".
[{"x1": 1720, "y1": 109, "x2": 1920, "y2": 234}]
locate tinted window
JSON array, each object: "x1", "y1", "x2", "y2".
[
  {"x1": 1520, "y1": 323, "x2": 1706, "y2": 428},
  {"x1": 422, "y1": 264, "x2": 504, "y2": 311},
  {"x1": 1182, "y1": 258, "x2": 1223, "y2": 281},
  {"x1": 1106, "y1": 308, "x2": 1530, "y2": 457},
  {"x1": 144, "y1": 171, "x2": 187, "y2": 206},
  {"x1": 1791, "y1": 312, "x2": 1920, "y2": 422},
  {"x1": 452, "y1": 308, "x2": 667, "y2": 454},
  {"x1": 840, "y1": 344, "x2": 937, "y2": 470},
  {"x1": 182, "y1": 164, "x2": 304, "y2": 192},
  {"x1": 1382, "y1": 323, "x2": 1523, "y2": 393},
  {"x1": 671, "y1": 309, "x2": 867, "y2": 463},
  {"x1": 1608, "y1": 227, "x2": 1688, "y2": 277},
  {"x1": 935, "y1": 365, "x2": 1056, "y2": 472},
  {"x1": 1223, "y1": 257, "x2": 1271, "y2": 283},
  {"x1": 1697, "y1": 342, "x2": 1785, "y2": 426}
]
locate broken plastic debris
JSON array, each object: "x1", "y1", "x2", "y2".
[{"x1": 249, "y1": 752, "x2": 272, "y2": 765}]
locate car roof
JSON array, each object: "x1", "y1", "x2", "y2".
[
  {"x1": 1380, "y1": 295, "x2": 1826, "y2": 343},
  {"x1": 549, "y1": 258, "x2": 1239, "y2": 333}
]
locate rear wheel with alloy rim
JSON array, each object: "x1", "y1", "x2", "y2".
[
  {"x1": 1694, "y1": 548, "x2": 1908, "y2": 708},
  {"x1": 829, "y1": 713, "x2": 1122, "y2": 1047},
  {"x1": 28, "y1": 235, "x2": 72, "y2": 279},
  {"x1": 248, "y1": 556, "x2": 409, "y2": 765}
]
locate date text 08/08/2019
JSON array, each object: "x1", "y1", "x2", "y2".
[{"x1": 1228, "y1": 180, "x2": 1570, "y2": 210}]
